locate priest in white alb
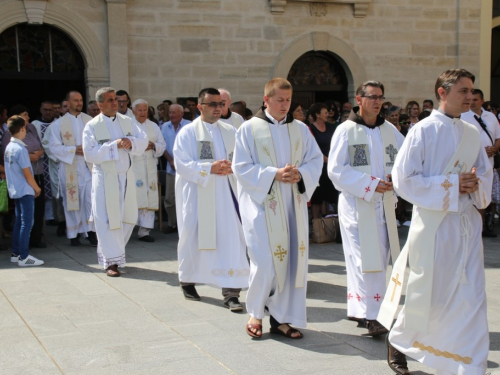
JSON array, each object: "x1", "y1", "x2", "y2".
[
  {"x1": 218, "y1": 88, "x2": 244, "y2": 129},
  {"x1": 83, "y1": 87, "x2": 148, "y2": 277},
  {"x1": 174, "y1": 88, "x2": 249, "y2": 312},
  {"x1": 378, "y1": 69, "x2": 492, "y2": 375},
  {"x1": 328, "y1": 81, "x2": 405, "y2": 336},
  {"x1": 232, "y1": 78, "x2": 322, "y2": 339},
  {"x1": 49, "y1": 91, "x2": 97, "y2": 247},
  {"x1": 131, "y1": 99, "x2": 166, "y2": 243}
]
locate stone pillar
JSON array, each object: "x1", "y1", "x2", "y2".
[
  {"x1": 106, "y1": 0, "x2": 129, "y2": 91},
  {"x1": 479, "y1": 0, "x2": 493, "y2": 98}
]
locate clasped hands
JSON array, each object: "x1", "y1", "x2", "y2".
[
  {"x1": 75, "y1": 145, "x2": 84, "y2": 155},
  {"x1": 485, "y1": 146, "x2": 498, "y2": 158},
  {"x1": 459, "y1": 167, "x2": 479, "y2": 194},
  {"x1": 211, "y1": 159, "x2": 232, "y2": 175},
  {"x1": 375, "y1": 174, "x2": 393, "y2": 193},
  {"x1": 275, "y1": 163, "x2": 301, "y2": 184},
  {"x1": 117, "y1": 138, "x2": 132, "y2": 149},
  {"x1": 145, "y1": 141, "x2": 155, "y2": 151}
]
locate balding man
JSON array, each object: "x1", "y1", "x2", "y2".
[
  {"x1": 161, "y1": 104, "x2": 191, "y2": 233},
  {"x1": 218, "y1": 89, "x2": 244, "y2": 129},
  {"x1": 49, "y1": 91, "x2": 97, "y2": 247},
  {"x1": 131, "y1": 99, "x2": 166, "y2": 242}
]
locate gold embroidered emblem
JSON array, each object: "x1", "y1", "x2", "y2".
[
  {"x1": 274, "y1": 245, "x2": 287, "y2": 262},
  {"x1": 442, "y1": 179, "x2": 452, "y2": 211},
  {"x1": 299, "y1": 241, "x2": 306, "y2": 257},
  {"x1": 412, "y1": 341, "x2": 472, "y2": 364},
  {"x1": 441, "y1": 179, "x2": 453, "y2": 191},
  {"x1": 228, "y1": 268, "x2": 234, "y2": 277},
  {"x1": 200, "y1": 170, "x2": 207, "y2": 177},
  {"x1": 390, "y1": 273, "x2": 402, "y2": 302},
  {"x1": 63, "y1": 131, "x2": 72, "y2": 141}
]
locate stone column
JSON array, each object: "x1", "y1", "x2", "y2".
[{"x1": 106, "y1": 0, "x2": 129, "y2": 91}]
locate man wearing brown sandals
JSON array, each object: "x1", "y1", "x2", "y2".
[{"x1": 233, "y1": 78, "x2": 322, "y2": 339}]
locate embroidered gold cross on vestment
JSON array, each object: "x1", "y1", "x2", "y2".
[
  {"x1": 63, "y1": 131, "x2": 72, "y2": 141},
  {"x1": 390, "y1": 273, "x2": 402, "y2": 302},
  {"x1": 441, "y1": 179, "x2": 453, "y2": 191},
  {"x1": 299, "y1": 241, "x2": 306, "y2": 257},
  {"x1": 274, "y1": 245, "x2": 287, "y2": 262},
  {"x1": 200, "y1": 170, "x2": 207, "y2": 177}
]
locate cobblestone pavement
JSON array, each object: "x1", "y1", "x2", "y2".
[{"x1": 0, "y1": 223, "x2": 498, "y2": 374}]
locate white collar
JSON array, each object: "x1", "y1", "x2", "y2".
[
  {"x1": 10, "y1": 137, "x2": 27, "y2": 147},
  {"x1": 265, "y1": 109, "x2": 287, "y2": 126}
]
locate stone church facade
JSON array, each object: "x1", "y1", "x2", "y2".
[{"x1": 0, "y1": 0, "x2": 496, "y2": 111}]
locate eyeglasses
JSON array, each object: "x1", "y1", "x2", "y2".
[
  {"x1": 200, "y1": 102, "x2": 224, "y2": 108},
  {"x1": 361, "y1": 95, "x2": 385, "y2": 101}
]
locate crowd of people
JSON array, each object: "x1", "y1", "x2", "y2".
[{"x1": 0, "y1": 68, "x2": 496, "y2": 375}]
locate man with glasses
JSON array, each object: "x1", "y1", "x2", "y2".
[
  {"x1": 328, "y1": 80, "x2": 405, "y2": 337},
  {"x1": 462, "y1": 88, "x2": 500, "y2": 238},
  {"x1": 116, "y1": 90, "x2": 134, "y2": 119},
  {"x1": 173, "y1": 88, "x2": 249, "y2": 311}
]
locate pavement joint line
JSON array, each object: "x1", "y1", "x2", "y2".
[
  {"x1": 0, "y1": 286, "x2": 66, "y2": 374},
  {"x1": 57, "y1": 245, "x2": 237, "y2": 375}
]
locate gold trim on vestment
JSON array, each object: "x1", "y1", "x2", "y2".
[{"x1": 412, "y1": 341, "x2": 473, "y2": 365}]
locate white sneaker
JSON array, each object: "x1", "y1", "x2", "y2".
[
  {"x1": 18, "y1": 255, "x2": 44, "y2": 267},
  {"x1": 10, "y1": 254, "x2": 19, "y2": 263}
]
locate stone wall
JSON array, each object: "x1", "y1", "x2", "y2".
[{"x1": 1, "y1": 0, "x2": 484, "y2": 111}]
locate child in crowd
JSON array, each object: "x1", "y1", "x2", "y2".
[{"x1": 4, "y1": 115, "x2": 43, "y2": 266}]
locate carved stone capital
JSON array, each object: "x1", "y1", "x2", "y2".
[
  {"x1": 23, "y1": 0, "x2": 47, "y2": 24},
  {"x1": 270, "y1": 0, "x2": 372, "y2": 18}
]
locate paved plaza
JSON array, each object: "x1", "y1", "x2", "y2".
[{"x1": 0, "y1": 224, "x2": 499, "y2": 374}]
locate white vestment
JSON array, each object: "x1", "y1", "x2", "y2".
[
  {"x1": 232, "y1": 110, "x2": 322, "y2": 328},
  {"x1": 132, "y1": 119, "x2": 166, "y2": 232},
  {"x1": 461, "y1": 109, "x2": 500, "y2": 168},
  {"x1": 328, "y1": 120, "x2": 405, "y2": 320},
  {"x1": 49, "y1": 113, "x2": 92, "y2": 238},
  {"x1": 220, "y1": 111, "x2": 244, "y2": 129},
  {"x1": 174, "y1": 120, "x2": 249, "y2": 289},
  {"x1": 389, "y1": 111, "x2": 492, "y2": 375},
  {"x1": 83, "y1": 113, "x2": 148, "y2": 268}
]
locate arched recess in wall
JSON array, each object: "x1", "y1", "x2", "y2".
[
  {"x1": 271, "y1": 32, "x2": 366, "y2": 104},
  {"x1": 0, "y1": 1, "x2": 109, "y2": 101}
]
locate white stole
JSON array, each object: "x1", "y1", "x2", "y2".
[
  {"x1": 251, "y1": 117, "x2": 308, "y2": 292},
  {"x1": 93, "y1": 116, "x2": 138, "y2": 230},
  {"x1": 60, "y1": 113, "x2": 92, "y2": 211},
  {"x1": 346, "y1": 121, "x2": 400, "y2": 273},
  {"x1": 378, "y1": 121, "x2": 481, "y2": 333},
  {"x1": 194, "y1": 118, "x2": 237, "y2": 251},
  {"x1": 133, "y1": 121, "x2": 158, "y2": 210}
]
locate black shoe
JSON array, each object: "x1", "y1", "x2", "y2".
[
  {"x1": 86, "y1": 232, "x2": 98, "y2": 247},
  {"x1": 70, "y1": 237, "x2": 82, "y2": 246},
  {"x1": 163, "y1": 226, "x2": 178, "y2": 234},
  {"x1": 387, "y1": 335, "x2": 410, "y2": 374},
  {"x1": 139, "y1": 235, "x2": 155, "y2": 242},
  {"x1": 223, "y1": 297, "x2": 243, "y2": 312},
  {"x1": 181, "y1": 285, "x2": 200, "y2": 301},
  {"x1": 57, "y1": 222, "x2": 66, "y2": 237}
]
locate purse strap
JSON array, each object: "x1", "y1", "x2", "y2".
[{"x1": 475, "y1": 115, "x2": 494, "y2": 146}]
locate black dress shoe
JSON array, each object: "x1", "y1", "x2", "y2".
[
  {"x1": 57, "y1": 222, "x2": 66, "y2": 237},
  {"x1": 223, "y1": 297, "x2": 243, "y2": 312},
  {"x1": 70, "y1": 237, "x2": 82, "y2": 246},
  {"x1": 181, "y1": 285, "x2": 201, "y2": 301},
  {"x1": 363, "y1": 319, "x2": 389, "y2": 336},
  {"x1": 86, "y1": 232, "x2": 98, "y2": 247},
  {"x1": 387, "y1": 335, "x2": 410, "y2": 374},
  {"x1": 139, "y1": 235, "x2": 155, "y2": 242}
]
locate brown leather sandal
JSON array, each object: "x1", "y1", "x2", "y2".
[
  {"x1": 246, "y1": 323, "x2": 262, "y2": 339},
  {"x1": 269, "y1": 325, "x2": 303, "y2": 339}
]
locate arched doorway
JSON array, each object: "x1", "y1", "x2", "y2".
[
  {"x1": 492, "y1": 24, "x2": 500, "y2": 104},
  {"x1": 287, "y1": 51, "x2": 349, "y2": 110},
  {"x1": 0, "y1": 23, "x2": 86, "y2": 118}
]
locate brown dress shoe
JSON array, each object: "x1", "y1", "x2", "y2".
[
  {"x1": 363, "y1": 319, "x2": 389, "y2": 336},
  {"x1": 387, "y1": 335, "x2": 410, "y2": 374},
  {"x1": 106, "y1": 264, "x2": 120, "y2": 277}
]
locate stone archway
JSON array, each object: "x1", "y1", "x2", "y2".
[
  {"x1": 0, "y1": 1, "x2": 109, "y2": 101},
  {"x1": 271, "y1": 32, "x2": 366, "y2": 104}
]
